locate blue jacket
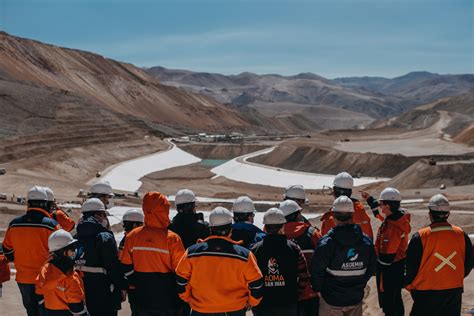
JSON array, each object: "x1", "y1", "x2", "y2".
[
  {"x1": 231, "y1": 222, "x2": 266, "y2": 249},
  {"x1": 311, "y1": 224, "x2": 376, "y2": 307},
  {"x1": 76, "y1": 216, "x2": 126, "y2": 314}
]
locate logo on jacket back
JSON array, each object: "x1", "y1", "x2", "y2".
[
  {"x1": 265, "y1": 258, "x2": 285, "y2": 287},
  {"x1": 347, "y1": 248, "x2": 359, "y2": 261},
  {"x1": 341, "y1": 248, "x2": 364, "y2": 270}
]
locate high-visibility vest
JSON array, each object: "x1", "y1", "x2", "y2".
[{"x1": 407, "y1": 223, "x2": 465, "y2": 291}]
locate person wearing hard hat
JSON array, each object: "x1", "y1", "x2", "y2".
[
  {"x1": 44, "y1": 187, "x2": 76, "y2": 232},
  {"x1": 368, "y1": 188, "x2": 411, "y2": 316},
  {"x1": 251, "y1": 208, "x2": 310, "y2": 316},
  {"x1": 76, "y1": 198, "x2": 127, "y2": 316},
  {"x1": 231, "y1": 196, "x2": 266, "y2": 249},
  {"x1": 118, "y1": 209, "x2": 144, "y2": 316},
  {"x1": 283, "y1": 184, "x2": 311, "y2": 223},
  {"x1": 88, "y1": 180, "x2": 114, "y2": 209},
  {"x1": 175, "y1": 207, "x2": 263, "y2": 315},
  {"x1": 2, "y1": 186, "x2": 60, "y2": 316},
  {"x1": 405, "y1": 194, "x2": 473, "y2": 315},
  {"x1": 279, "y1": 199, "x2": 321, "y2": 316},
  {"x1": 320, "y1": 172, "x2": 378, "y2": 239},
  {"x1": 120, "y1": 192, "x2": 185, "y2": 315},
  {"x1": 35, "y1": 230, "x2": 88, "y2": 316},
  {"x1": 311, "y1": 196, "x2": 376, "y2": 316},
  {"x1": 169, "y1": 189, "x2": 209, "y2": 249}
]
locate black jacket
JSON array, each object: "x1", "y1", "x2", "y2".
[
  {"x1": 168, "y1": 212, "x2": 209, "y2": 249},
  {"x1": 251, "y1": 234, "x2": 308, "y2": 308},
  {"x1": 76, "y1": 216, "x2": 126, "y2": 314},
  {"x1": 231, "y1": 222, "x2": 266, "y2": 249},
  {"x1": 311, "y1": 224, "x2": 376, "y2": 307}
]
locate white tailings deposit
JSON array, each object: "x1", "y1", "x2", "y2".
[
  {"x1": 99, "y1": 141, "x2": 387, "y2": 193},
  {"x1": 101, "y1": 142, "x2": 201, "y2": 191},
  {"x1": 211, "y1": 147, "x2": 388, "y2": 189}
]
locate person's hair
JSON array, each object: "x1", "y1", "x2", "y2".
[
  {"x1": 265, "y1": 224, "x2": 284, "y2": 234},
  {"x1": 285, "y1": 211, "x2": 300, "y2": 223},
  {"x1": 123, "y1": 221, "x2": 143, "y2": 233},
  {"x1": 210, "y1": 224, "x2": 232, "y2": 236},
  {"x1": 333, "y1": 187, "x2": 352, "y2": 198},
  {"x1": 177, "y1": 202, "x2": 195, "y2": 214},
  {"x1": 28, "y1": 200, "x2": 49, "y2": 211},
  {"x1": 284, "y1": 197, "x2": 305, "y2": 205},
  {"x1": 429, "y1": 210, "x2": 449, "y2": 222},
  {"x1": 334, "y1": 212, "x2": 353, "y2": 223},
  {"x1": 83, "y1": 211, "x2": 105, "y2": 218},
  {"x1": 46, "y1": 201, "x2": 54, "y2": 212},
  {"x1": 234, "y1": 212, "x2": 253, "y2": 222},
  {"x1": 382, "y1": 200, "x2": 401, "y2": 213}
]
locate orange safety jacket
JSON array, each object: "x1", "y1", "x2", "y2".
[
  {"x1": 375, "y1": 211, "x2": 411, "y2": 263},
  {"x1": 35, "y1": 262, "x2": 86, "y2": 313},
  {"x1": 406, "y1": 222, "x2": 467, "y2": 291},
  {"x1": 321, "y1": 200, "x2": 375, "y2": 239},
  {"x1": 2, "y1": 208, "x2": 59, "y2": 284},
  {"x1": 121, "y1": 192, "x2": 185, "y2": 311},
  {"x1": 52, "y1": 208, "x2": 75, "y2": 232},
  {"x1": 175, "y1": 235, "x2": 264, "y2": 313},
  {"x1": 0, "y1": 252, "x2": 10, "y2": 284}
]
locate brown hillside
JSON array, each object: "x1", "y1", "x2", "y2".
[
  {"x1": 454, "y1": 124, "x2": 474, "y2": 146},
  {"x1": 248, "y1": 139, "x2": 417, "y2": 177},
  {"x1": 0, "y1": 32, "x2": 256, "y2": 133}
]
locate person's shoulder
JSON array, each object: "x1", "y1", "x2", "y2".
[
  {"x1": 317, "y1": 233, "x2": 333, "y2": 247},
  {"x1": 41, "y1": 216, "x2": 59, "y2": 229}
]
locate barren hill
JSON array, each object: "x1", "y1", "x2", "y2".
[
  {"x1": 146, "y1": 67, "x2": 474, "y2": 130},
  {"x1": 0, "y1": 32, "x2": 280, "y2": 134}
]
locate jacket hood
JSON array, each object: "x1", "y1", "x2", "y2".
[
  {"x1": 328, "y1": 224, "x2": 363, "y2": 246},
  {"x1": 284, "y1": 221, "x2": 312, "y2": 239},
  {"x1": 143, "y1": 191, "x2": 170, "y2": 228},
  {"x1": 232, "y1": 222, "x2": 263, "y2": 233},
  {"x1": 387, "y1": 210, "x2": 411, "y2": 234},
  {"x1": 76, "y1": 215, "x2": 108, "y2": 238}
]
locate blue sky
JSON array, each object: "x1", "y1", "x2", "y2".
[{"x1": 1, "y1": 0, "x2": 472, "y2": 78}]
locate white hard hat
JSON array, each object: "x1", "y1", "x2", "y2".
[
  {"x1": 283, "y1": 184, "x2": 306, "y2": 200},
  {"x1": 209, "y1": 207, "x2": 233, "y2": 227},
  {"x1": 380, "y1": 187, "x2": 402, "y2": 202},
  {"x1": 27, "y1": 186, "x2": 48, "y2": 201},
  {"x1": 232, "y1": 196, "x2": 256, "y2": 214},
  {"x1": 48, "y1": 229, "x2": 78, "y2": 252},
  {"x1": 82, "y1": 198, "x2": 106, "y2": 213},
  {"x1": 175, "y1": 189, "x2": 196, "y2": 206},
  {"x1": 43, "y1": 187, "x2": 55, "y2": 202},
  {"x1": 90, "y1": 181, "x2": 114, "y2": 196},
  {"x1": 333, "y1": 195, "x2": 354, "y2": 213},
  {"x1": 263, "y1": 208, "x2": 287, "y2": 225},
  {"x1": 279, "y1": 200, "x2": 302, "y2": 217},
  {"x1": 428, "y1": 194, "x2": 449, "y2": 212},
  {"x1": 122, "y1": 208, "x2": 145, "y2": 222},
  {"x1": 333, "y1": 172, "x2": 354, "y2": 190}
]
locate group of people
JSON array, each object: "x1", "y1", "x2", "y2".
[{"x1": 0, "y1": 171, "x2": 472, "y2": 316}]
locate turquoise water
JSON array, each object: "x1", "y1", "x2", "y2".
[{"x1": 200, "y1": 159, "x2": 229, "y2": 168}]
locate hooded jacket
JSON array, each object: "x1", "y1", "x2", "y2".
[
  {"x1": 169, "y1": 212, "x2": 209, "y2": 249},
  {"x1": 76, "y1": 215, "x2": 126, "y2": 313},
  {"x1": 320, "y1": 199, "x2": 375, "y2": 239},
  {"x1": 311, "y1": 224, "x2": 376, "y2": 307},
  {"x1": 121, "y1": 192, "x2": 185, "y2": 311},
  {"x1": 231, "y1": 222, "x2": 266, "y2": 249},
  {"x1": 284, "y1": 221, "x2": 321, "y2": 301},
  {"x1": 35, "y1": 260, "x2": 87, "y2": 315},
  {"x1": 2, "y1": 208, "x2": 59, "y2": 284}
]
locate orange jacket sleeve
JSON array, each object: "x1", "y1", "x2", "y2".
[
  {"x1": 54, "y1": 210, "x2": 75, "y2": 232},
  {"x1": 120, "y1": 232, "x2": 133, "y2": 265},
  {"x1": 169, "y1": 233, "x2": 185, "y2": 270},
  {"x1": 175, "y1": 250, "x2": 192, "y2": 302},
  {"x1": 65, "y1": 272, "x2": 85, "y2": 304},
  {"x1": 245, "y1": 252, "x2": 264, "y2": 306},
  {"x1": 2, "y1": 228, "x2": 14, "y2": 260}
]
